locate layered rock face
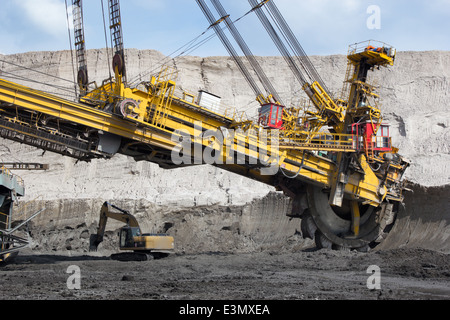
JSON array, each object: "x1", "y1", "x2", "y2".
[{"x1": 0, "y1": 49, "x2": 448, "y2": 253}]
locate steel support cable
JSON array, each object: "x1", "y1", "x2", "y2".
[
  {"x1": 251, "y1": 0, "x2": 308, "y2": 88},
  {"x1": 128, "y1": 6, "x2": 255, "y2": 87},
  {"x1": 0, "y1": 70, "x2": 85, "y2": 102},
  {"x1": 65, "y1": 0, "x2": 78, "y2": 98},
  {"x1": 210, "y1": 0, "x2": 283, "y2": 105},
  {"x1": 180, "y1": 32, "x2": 216, "y2": 56},
  {"x1": 0, "y1": 60, "x2": 76, "y2": 85},
  {"x1": 128, "y1": 28, "x2": 211, "y2": 86},
  {"x1": 248, "y1": 0, "x2": 302, "y2": 84},
  {"x1": 71, "y1": 0, "x2": 92, "y2": 93},
  {"x1": 101, "y1": 0, "x2": 113, "y2": 81},
  {"x1": 261, "y1": 3, "x2": 342, "y2": 128},
  {"x1": 263, "y1": 3, "x2": 316, "y2": 84},
  {"x1": 0, "y1": 71, "x2": 78, "y2": 95},
  {"x1": 131, "y1": 2, "x2": 255, "y2": 85},
  {"x1": 130, "y1": 24, "x2": 228, "y2": 86},
  {"x1": 182, "y1": 8, "x2": 254, "y2": 59},
  {"x1": 248, "y1": 0, "x2": 307, "y2": 87},
  {"x1": 197, "y1": 0, "x2": 262, "y2": 97},
  {"x1": 1, "y1": 69, "x2": 128, "y2": 106},
  {"x1": 108, "y1": 0, "x2": 127, "y2": 83},
  {"x1": 280, "y1": 150, "x2": 305, "y2": 179},
  {"x1": 196, "y1": 0, "x2": 264, "y2": 101},
  {"x1": 265, "y1": 1, "x2": 329, "y2": 93}
]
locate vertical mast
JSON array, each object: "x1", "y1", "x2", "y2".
[
  {"x1": 109, "y1": 0, "x2": 127, "y2": 85},
  {"x1": 72, "y1": 0, "x2": 88, "y2": 94}
]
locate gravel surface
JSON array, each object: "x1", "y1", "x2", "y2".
[{"x1": 1, "y1": 247, "x2": 448, "y2": 301}]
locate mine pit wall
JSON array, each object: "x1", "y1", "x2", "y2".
[
  {"x1": 17, "y1": 185, "x2": 449, "y2": 254},
  {"x1": 18, "y1": 192, "x2": 311, "y2": 254},
  {"x1": 2, "y1": 49, "x2": 449, "y2": 254},
  {"x1": 378, "y1": 184, "x2": 450, "y2": 254}
]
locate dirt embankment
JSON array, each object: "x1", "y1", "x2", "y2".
[
  {"x1": 1, "y1": 49, "x2": 449, "y2": 301},
  {"x1": 20, "y1": 183, "x2": 449, "y2": 255},
  {"x1": 1, "y1": 247, "x2": 449, "y2": 300},
  {"x1": 1, "y1": 49, "x2": 449, "y2": 256},
  {"x1": 23, "y1": 192, "x2": 308, "y2": 255},
  {"x1": 379, "y1": 183, "x2": 450, "y2": 253}
]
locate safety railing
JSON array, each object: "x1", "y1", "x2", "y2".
[
  {"x1": 1, "y1": 165, "x2": 24, "y2": 188},
  {"x1": 348, "y1": 40, "x2": 395, "y2": 56},
  {"x1": 0, "y1": 211, "x2": 9, "y2": 230},
  {"x1": 279, "y1": 132, "x2": 357, "y2": 151},
  {"x1": 354, "y1": 134, "x2": 392, "y2": 161}
]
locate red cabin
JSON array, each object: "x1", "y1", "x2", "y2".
[
  {"x1": 258, "y1": 103, "x2": 284, "y2": 129},
  {"x1": 352, "y1": 122, "x2": 392, "y2": 154}
]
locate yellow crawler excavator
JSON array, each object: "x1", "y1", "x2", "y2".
[
  {"x1": 90, "y1": 202, "x2": 174, "y2": 261},
  {"x1": 0, "y1": 0, "x2": 410, "y2": 252}
]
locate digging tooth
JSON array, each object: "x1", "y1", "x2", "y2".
[
  {"x1": 300, "y1": 211, "x2": 317, "y2": 240},
  {"x1": 314, "y1": 231, "x2": 333, "y2": 250},
  {"x1": 356, "y1": 245, "x2": 370, "y2": 253},
  {"x1": 334, "y1": 245, "x2": 351, "y2": 251}
]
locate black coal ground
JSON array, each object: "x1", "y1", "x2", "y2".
[{"x1": 0, "y1": 247, "x2": 448, "y2": 300}]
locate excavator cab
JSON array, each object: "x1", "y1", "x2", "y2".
[
  {"x1": 258, "y1": 103, "x2": 284, "y2": 129},
  {"x1": 119, "y1": 226, "x2": 141, "y2": 249},
  {"x1": 351, "y1": 122, "x2": 392, "y2": 155}
]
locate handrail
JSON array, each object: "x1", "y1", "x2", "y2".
[
  {"x1": 280, "y1": 132, "x2": 357, "y2": 151},
  {"x1": 348, "y1": 40, "x2": 394, "y2": 55},
  {"x1": 0, "y1": 165, "x2": 24, "y2": 188}
]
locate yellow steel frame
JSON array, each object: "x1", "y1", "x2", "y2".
[{"x1": 0, "y1": 66, "x2": 401, "y2": 207}]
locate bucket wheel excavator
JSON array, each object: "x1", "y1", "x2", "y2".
[
  {"x1": 196, "y1": 0, "x2": 409, "y2": 250},
  {"x1": 0, "y1": 0, "x2": 409, "y2": 252}
]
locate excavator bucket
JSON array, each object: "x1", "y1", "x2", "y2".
[{"x1": 89, "y1": 234, "x2": 103, "y2": 252}]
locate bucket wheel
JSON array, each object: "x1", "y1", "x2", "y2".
[{"x1": 302, "y1": 185, "x2": 397, "y2": 251}]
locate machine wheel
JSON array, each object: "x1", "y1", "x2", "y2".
[
  {"x1": 303, "y1": 185, "x2": 397, "y2": 251},
  {"x1": 314, "y1": 230, "x2": 333, "y2": 249},
  {"x1": 300, "y1": 211, "x2": 316, "y2": 240}
]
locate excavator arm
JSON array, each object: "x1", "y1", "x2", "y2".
[{"x1": 89, "y1": 201, "x2": 141, "y2": 251}]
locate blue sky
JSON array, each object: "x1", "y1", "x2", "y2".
[{"x1": 0, "y1": 0, "x2": 449, "y2": 57}]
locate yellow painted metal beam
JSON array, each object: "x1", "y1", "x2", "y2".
[
  {"x1": 0, "y1": 77, "x2": 386, "y2": 205},
  {"x1": 0, "y1": 79, "x2": 176, "y2": 150}
]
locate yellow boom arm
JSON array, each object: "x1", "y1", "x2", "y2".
[{"x1": 90, "y1": 201, "x2": 141, "y2": 251}]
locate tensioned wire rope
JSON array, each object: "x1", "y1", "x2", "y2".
[
  {"x1": 0, "y1": 3, "x2": 256, "y2": 105},
  {"x1": 127, "y1": 6, "x2": 256, "y2": 87},
  {"x1": 0, "y1": 60, "x2": 83, "y2": 100},
  {"x1": 65, "y1": 0, "x2": 78, "y2": 98}
]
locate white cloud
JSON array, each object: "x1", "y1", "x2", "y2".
[{"x1": 15, "y1": 0, "x2": 70, "y2": 37}]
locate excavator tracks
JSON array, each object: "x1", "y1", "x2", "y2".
[{"x1": 110, "y1": 252, "x2": 170, "y2": 261}]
